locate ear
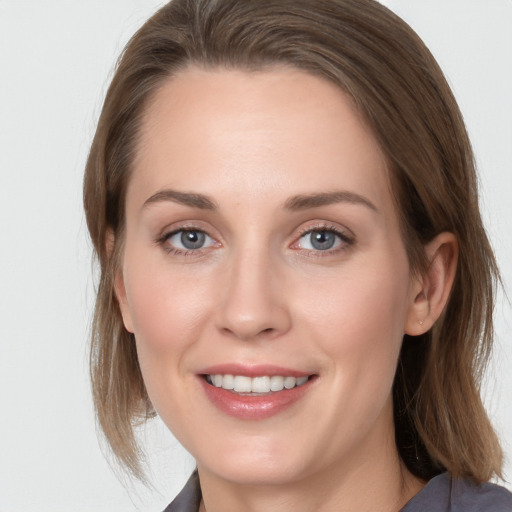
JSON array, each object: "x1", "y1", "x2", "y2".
[
  {"x1": 107, "y1": 229, "x2": 135, "y2": 334},
  {"x1": 404, "y1": 232, "x2": 458, "y2": 336}
]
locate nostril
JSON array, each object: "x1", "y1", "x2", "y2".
[{"x1": 220, "y1": 325, "x2": 277, "y2": 341}]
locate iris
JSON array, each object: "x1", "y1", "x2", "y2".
[{"x1": 309, "y1": 230, "x2": 336, "y2": 250}]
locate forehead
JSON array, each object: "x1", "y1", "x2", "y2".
[{"x1": 129, "y1": 66, "x2": 393, "y2": 216}]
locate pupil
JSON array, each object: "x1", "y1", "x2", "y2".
[
  {"x1": 311, "y1": 231, "x2": 335, "y2": 250},
  {"x1": 181, "y1": 231, "x2": 205, "y2": 249}
]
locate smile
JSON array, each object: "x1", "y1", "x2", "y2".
[
  {"x1": 199, "y1": 369, "x2": 317, "y2": 420},
  {"x1": 205, "y1": 374, "x2": 310, "y2": 393}
]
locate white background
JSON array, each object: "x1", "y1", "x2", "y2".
[{"x1": 0, "y1": 1, "x2": 510, "y2": 510}]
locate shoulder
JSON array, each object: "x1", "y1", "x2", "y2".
[
  {"x1": 401, "y1": 472, "x2": 512, "y2": 512},
  {"x1": 451, "y1": 476, "x2": 512, "y2": 512}
]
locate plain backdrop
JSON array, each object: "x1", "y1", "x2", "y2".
[{"x1": 0, "y1": 1, "x2": 511, "y2": 510}]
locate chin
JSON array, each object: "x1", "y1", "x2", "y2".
[
  {"x1": 200, "y1": 457, "x2": 309, "y2": 487},
  {"x1": 193, "y1": 434, "x2": 314, "y2": 486}
]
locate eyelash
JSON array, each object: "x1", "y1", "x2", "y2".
[
  {"x1": 156, "y1": 223, "x2": 355, "y2": 257},
  {"x1": 156, "y1": 227, "x2": 217, "y2": 257},
  {"x1": 293, "y1": 223, "x2": 355, "y2": 256}
]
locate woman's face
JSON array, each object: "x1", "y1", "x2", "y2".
[{"x1": 117, "y1": 67, "x2": 422, "y2": 485}]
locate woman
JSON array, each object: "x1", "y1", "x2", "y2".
[{"x1": 83, "y1": 0, "x2": 512, "y2": 510}]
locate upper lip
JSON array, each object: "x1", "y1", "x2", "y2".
[{"x1": 197, "y1": 363, "x2": 314, "y2": 378}]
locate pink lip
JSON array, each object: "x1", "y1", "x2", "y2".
[
  {"x1": 197, "y1": 364, "x2": 316, "y2": 420},
  {"x1": 198, "y1": 363, "x2": 311, "y2": 378}
]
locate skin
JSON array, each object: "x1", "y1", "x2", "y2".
[{"x1": 115, "y1": 67, "x2": 457, "y2": 512}]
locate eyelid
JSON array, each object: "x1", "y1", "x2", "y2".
[
  {"x1": 290, "y1": 221, "x2": 355, "y2": 253},
  {"x1": 168, "y1": 228, "x2": 214, "y2": 247},
  {"x1": 153, "y1": 220, "x2": 354, "y2": 256},
  {"x1": 155, "y1": 223, "x2": 221, "y2": 255}
]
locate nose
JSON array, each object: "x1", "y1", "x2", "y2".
[{"x1": 215, "y1": 248, "x2": 292, "y2": 341}]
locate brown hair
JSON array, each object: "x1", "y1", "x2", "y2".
[{"x1": 84, "y1": 0, "x2": 502, "y2": 481}]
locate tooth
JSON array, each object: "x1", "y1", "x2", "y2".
[
  {"x1": 222, "y1": 374, "x2": 234, "y2": 390},
  {"x1": 210, "y1": 374, "x2": 307, "y2": 392},
  {"x1": 252, "y1": 376, "x2": 271, "y2": 393},
  {"x1": 270, "y1": 376, "x2": 284, "y2": 391},
  {"x1": 296, "y1": 376, "x2": 308, "y2": 386},
  {"x1": 234, "y1": 375, "x2": 252, "y2": 392},
  {"x1": 284, "y1": 376, "x2": 297, "y2": 389}
]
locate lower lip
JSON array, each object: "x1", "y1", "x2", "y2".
[{"x1": 199, "y1": 377, "x2": 315, "y2": 420}]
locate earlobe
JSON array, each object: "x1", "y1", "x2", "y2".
[
  {"x1": 405, "y1": 232, "x2": 458, "y2": 336},
  {"x1": 107, "y1": 229, "x2": 135, "y2": 334}
]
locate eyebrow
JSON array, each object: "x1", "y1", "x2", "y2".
[
  {"x1": 142, "y1": 188, "x2": 377, "y2": 213},
  {"x1": 284, "y1": 191, "x2": 378, "y2": 213},
  {"x1": 143, "y1": 189, "x2": 217, "y2": 210}
]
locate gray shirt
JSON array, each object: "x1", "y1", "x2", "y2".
[{"x1": 164, "y1": 471, "x2": 512, "y2": 511}]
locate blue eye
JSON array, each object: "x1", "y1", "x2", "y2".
[
  {"x1": 297, "y1": 229, "x2": 347, "y2": 251},
  {"x1": 165, "y1": 229, "x2": 215, "y2": 251}
]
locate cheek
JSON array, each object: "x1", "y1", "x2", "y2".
[
  {"x1": 299, "y1": 254, "x2": 411, "y2": 395},
  {"x1": 307, "y1": 259, "x2": 408, "y2": 333},
  {"x1": 121, "y1": 250, "x2": 216, "y2": 381},
  {"x1": 122, "y1": 261, "x2": 216, "y2": 425},
  {"x1": 129, "y1": 278, "x2": 204, "y2": 349}
]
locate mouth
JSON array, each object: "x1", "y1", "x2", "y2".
[
  {"x1": 203, "y1": 374, "x2": 311, "y2": 394},
  {"x1": 198, "y1": 367, "x2": 317, "y2": 419}
]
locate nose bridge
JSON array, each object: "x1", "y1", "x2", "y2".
[{"x1": 216, "y1": 238, "x2": 291, "y2": 340}]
